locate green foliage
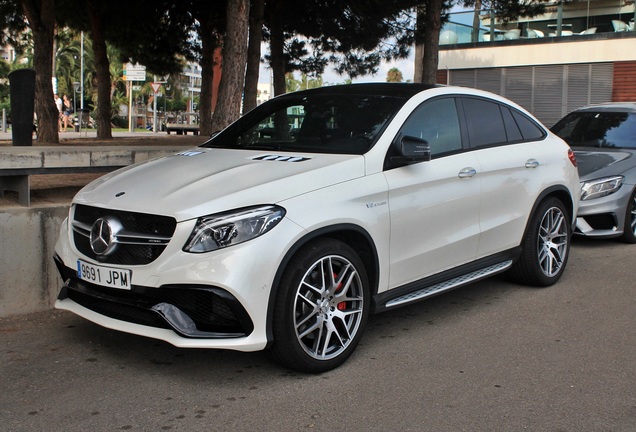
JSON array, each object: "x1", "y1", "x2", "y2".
[
  {"x1": 103, "y1": 1, "x2": 195, "y2": 76},
  {"x1": 285, "y1": 72, "x2": 324, "y2": 93},
  {"x1": 110, "y1": 115, "x2": 127, "y2": 128},
  {"x1": 386, "y1": 67, "x2": 404, "y2": 83},
  {"x1": 264, "y1": 0, "x2": 420, "y2": 78},
  {"x1": 0, "y1": 60, "x2": 10, "y2": 114},
  {"x1": 0, "y1": 0, "x2": 29, "y2": 53}
]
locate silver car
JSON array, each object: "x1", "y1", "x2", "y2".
[{"x1": 551, "y1": 103, "x2": 636, "y2": 243}]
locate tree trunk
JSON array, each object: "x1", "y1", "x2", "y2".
[
  {"x1": 211, "y1": 0, "x2": 250, "y2": 131},
  {"x1": 87, "y1": 0, "x2": 112, "y2": 139},
  {"x1": 421, "y1": 0, "x2": 443, "y2": 85},
  {"x1": 243, "y1": 0, "x2": 264, "y2": 113},
  {"x1": 198, "y1": 9, "x2": 217, "y2": 136},
  {"x1": 268, "y1": 0, "x2": 286, "y2": 97},
  {"x1": 413, "y1": 4, "x2": 425, "y2": 83},
  {"x1": 471, "y1": 0, "x2": 482, "y2": 43},
  {"x1": 20, "y1": 0, "x2": 59, "y2": 143}
]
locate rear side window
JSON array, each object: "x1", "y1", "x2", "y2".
[
  {"x1": 501, "y1": 107, "x2": 523, "y2": 142},
  {"x1": 512, "y1": 110, "x2": 545, "y2": 141},
  {"x1": 462, "y1": 97, "x2": 546, "y2": 148},
  {"x1": 462, "y1": 98, "x2": 507, "y2": 147}
]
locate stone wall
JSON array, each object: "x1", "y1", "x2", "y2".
[{"x1": 0, "y1": 204, "x2": 69, "y2": 317}]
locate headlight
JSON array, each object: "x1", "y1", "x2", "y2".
[
  {"x1": 183, "y1": 205, "x2": 285, "y2": 253},
  {"x1": 580, "y1": 176, "x2": 623, "y2": 201}
]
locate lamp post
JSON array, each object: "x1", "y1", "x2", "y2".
[
  {"x1": 72, "y1": 82, "x2": 80, "y2": 114},
  {"x1": 73, "y1": 82, "x2": 80, "y2": 131}
]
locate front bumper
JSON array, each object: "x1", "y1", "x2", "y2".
[
  {"x1": 53, "y1": 212, "x2": 305, "y2": 352},
  {"x1": 55, "y1": 255, "x2": 254, "y2": 338},
  {"x1": 575, "y1": 184, "x2": 633, "y2": 238}
]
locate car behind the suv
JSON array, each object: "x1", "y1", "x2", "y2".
[
  {"x1": 551, "y1": 102, "x2": 636, "y2": 242},
  {"x1": 54, "y1": 84, "x2": 579, "y2": 373}
]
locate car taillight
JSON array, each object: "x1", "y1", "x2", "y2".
[{"x1": 568, "y1": 148, "x2": 577, "y2": 167}]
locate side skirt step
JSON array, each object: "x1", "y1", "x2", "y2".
[{"x1": 385, "y1": 260, "x2": 513, "y2": 309}]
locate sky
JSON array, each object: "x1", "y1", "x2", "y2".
[
  {"x1": 330, "y1": 56, "x2": 416, "y2": 84},
  {"x1": 258, "y1": 52, "x2": 416, "y2": 86}
]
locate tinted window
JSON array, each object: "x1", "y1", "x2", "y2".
[
  {"x1": 501, "y1": 107, "x2": 523, "y2": 142},
  {"x1": 399, "y1": 97, "x2": 462, "y2": 157},
  {"x1": 552, "y1": 111, "x2": 636, "y2": 149},
  {"x1": 462, "y1": 97, "x2": 507, "y2": 147},
  {"x1": 204, "y1": 94, "x2": 407, "y2": 154},
  {"x1": 512, "y1": 110, "x2": 545, "y2": 141}
]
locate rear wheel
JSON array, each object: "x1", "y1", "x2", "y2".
[
  {"x1": 619, "y1": 188, "x2": 636, "y2": 244},
  {"x1": 270, "y1": 239, "x2": 370, "y2": 373},
  {"x1": 509, "y1": 197, "x2": 571, "y2": 287}
]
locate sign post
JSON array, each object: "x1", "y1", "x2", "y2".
[
  {"x1": 123, "y1": 63, "x2": 146, "y2": 132},
  {"x1": 151, "y1": 79, "x2": 161, "y2": 133}
]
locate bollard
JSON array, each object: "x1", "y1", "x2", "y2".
[{"x1": 8, "y1": 69, "x2": 36, "y2": 146}]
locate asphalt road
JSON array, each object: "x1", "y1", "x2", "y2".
[{"x1": 1, "y1": 238, "x2": 635, "y2": 432}]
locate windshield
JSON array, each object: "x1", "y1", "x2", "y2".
[
  {"x1": 203, "y1": 93, "x2": 408, "y2": 155},
  {"x1": 551, "y1": 111, "x2": 636, "y2": 149}
]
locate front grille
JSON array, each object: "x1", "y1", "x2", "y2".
[{"x1": 72, "y1": 204, "x2": 177, "y2": 265}]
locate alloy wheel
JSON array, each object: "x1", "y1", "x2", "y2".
[
  {"x1": 293, "y1": 254, "x2": 365, "y2": 361},
  {"x1": 629, "y1": 195, "x2": 636, "y2": 235},
  {"x1": 537, "y1": 206, "x2": 568, "y2": 277}
]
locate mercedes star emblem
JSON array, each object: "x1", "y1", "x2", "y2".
[{"x1": 89, "y1": 217, "x2": 122, "y2": 256}]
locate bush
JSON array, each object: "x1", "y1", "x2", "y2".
[{"x1": 111, "y1": 116, "x2": 128, "y2": 128}]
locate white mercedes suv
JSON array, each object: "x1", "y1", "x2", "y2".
[{"x1": 54, "y1": 84, "x2": 580, "y2": 373}]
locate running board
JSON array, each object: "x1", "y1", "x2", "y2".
[{"x1": 385, "y1": 260, "x2": 513, "y2": 309}]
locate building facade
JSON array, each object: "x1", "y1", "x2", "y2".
[{"x1": 437, "y1": 0, "x2": 636, "y2": 126}]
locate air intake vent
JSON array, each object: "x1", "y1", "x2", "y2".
[
  {"x1": 176, "y1": 150, "x2": 204, "y2": 156},
  {"x1": 253, "y1": 155, "x2": 310, "y2": 162}
]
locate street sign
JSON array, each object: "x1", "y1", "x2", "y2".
[
  {"x1": 123, "y1": 63, "x2": 146, "y2": 82},
  {"x1": 123, "y1": 70, "x2": 146, "y2": 81},
  {"x1": 150, "y1": 82, "x2": 161, "y2": 93}
]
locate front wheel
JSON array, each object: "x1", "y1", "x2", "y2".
[
  {"x1": 619, "y1": 188, "x2": 636, "y2": 244},
  {"x1": 509, "y1": 197, "x2": 571, "y2": 287},
  {"x1": 270, "y1": 239, "x2": 370, "y2": 373}
]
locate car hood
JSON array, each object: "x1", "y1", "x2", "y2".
[
  {"x1": 73, "y1": 147, "x2": 366, "y2": 221},
  {"x1": 573, "y1": 148, "x2": 636, "y2": 180}
]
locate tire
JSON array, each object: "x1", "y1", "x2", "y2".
[
  {"x1": 509, "y1": 197, "x2": 571, "y2": 287},
  {"x1": 619, "y1": 188, "x2": 636, "y2": 244},
  {"x1": 270, "y1": 239, "x2": 370, "y2": 373}
]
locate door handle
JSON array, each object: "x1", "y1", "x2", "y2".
[
  {"x1": 525, "y1": 159, "x2": 540, "y2": 169},
  {"x1": 458, "y1": 167, "x2": 477, "y2": 178}
]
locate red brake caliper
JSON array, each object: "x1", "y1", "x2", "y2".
[{"x1": 334, "y1": 273, "x2": 347, "y2": 311}]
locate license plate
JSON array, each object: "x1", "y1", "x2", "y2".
[{"x1": 77, "y1": 260, "x2": 132, "y2": 290}]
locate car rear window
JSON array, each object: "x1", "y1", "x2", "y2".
[{"x1": 552, "y1": 111, "x2": 636, "y2": 149}]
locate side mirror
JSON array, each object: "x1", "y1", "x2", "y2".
[
  {"x1": 390, "y1": 135, "x2": 431, "y2": 166},
  {"x1": 401, "y1": 136, "x2": 431, "y2": 160}
]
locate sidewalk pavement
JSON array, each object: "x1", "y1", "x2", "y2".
[
  {"x1": 0, "y1": 129, "x2": 211, "y2": 148},
  {"x1": 0, "y1": 129, "x2": 178, "y2": 142}
]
